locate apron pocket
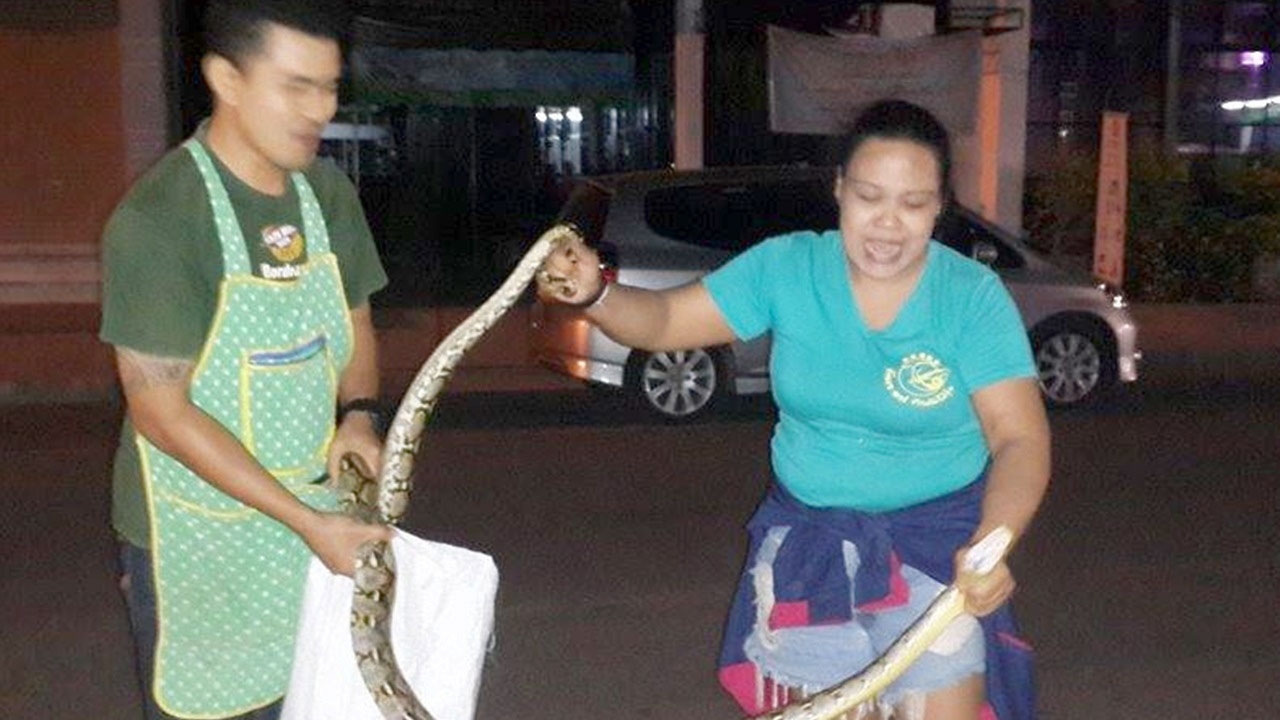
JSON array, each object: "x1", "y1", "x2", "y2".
[{"x1": 242, "y1": 335, "x2": 336, "y2": 475}]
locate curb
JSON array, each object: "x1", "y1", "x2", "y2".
[
  {"x1": 0, "y1": 303, "x2": 577, "y2": 404},
  {"x1": 1127, "y1": 303, "x2": 1280, "y2": 384},
  {"x1": 1, "y1": 301, "x2": 1277, "y2": 404}
]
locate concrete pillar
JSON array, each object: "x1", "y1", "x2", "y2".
[
  {"x1": 978, "y1": 38, "x2": 1003, "y2": 222},
  {"x1": 673, "y1": 0, "x2": 703, "y2": 169},
  {"x1": 949, "y1": 0, "x2": 1030, "y2": 233},
  {"x1": 118, "y1": 0, "x2": 170, "y2": 180},
  {"x1": 994, "y1": 3, "x2": 1030, "y2": 233}
]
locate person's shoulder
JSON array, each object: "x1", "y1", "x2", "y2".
[
  {"x1": 301, "y1": 154, "x2": 350, "y2": 185},
  {"x1": 930, "y1": 241, "x2": 1001, "y2": 288},
  {"x1": 757, "y1": 229, "x2": 832, "y2": 256},
  {"x1": 113, "y1": 144, "x2": 206, "y2": 225},
  {"x1": 300, "y1": 155, "x2": 359, "y2": 204},
  {"x1": 106, "y1": 145, "x2": 209, "y2": 246}
]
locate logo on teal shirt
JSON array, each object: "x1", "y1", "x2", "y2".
[{"x1": 884, "y1": 352, "x2": 955, "y2": 408}]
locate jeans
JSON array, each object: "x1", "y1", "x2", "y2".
[
  {"x1": 119, "y1": 543, "x2": 282, "y2": 720},
  {"x1": 741, "y1": 526, "x2": 985, "y2": 707}
]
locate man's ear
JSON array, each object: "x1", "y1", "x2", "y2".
[{"x1": 202, "y1": 53, "x2": 241, "y2": 108}]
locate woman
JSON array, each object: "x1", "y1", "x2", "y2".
[{"x1": 536, "y1": 100, "x2": 1049, "y2": 720}]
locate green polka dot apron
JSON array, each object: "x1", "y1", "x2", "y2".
[{"x1": 136, "y1": 139, "x2": 353, "y2": 718}]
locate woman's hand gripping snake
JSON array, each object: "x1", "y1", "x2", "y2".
[{"x1": 329, "y1": 223, "x2": 1014, "y2": 720}]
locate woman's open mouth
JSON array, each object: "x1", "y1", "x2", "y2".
[{"x1": 864, "y1": 240, "x2": 902, "y2": 263}]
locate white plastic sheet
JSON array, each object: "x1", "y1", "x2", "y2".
[
  {"x1": 281, "y1": 530, "x2": 499, "y2": 720},
  {"x1": 767, "y1": 25, "x2": 982, "y2": 135}
]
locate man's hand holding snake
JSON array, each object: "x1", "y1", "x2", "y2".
[
  {"x1": 311, "y1": 414, "x2": 390, "y2": 577},
  {"x1": 327, "y1": 410, "x2": 383, "y2": 486},
  {"x1": 297, "y1": 509, "x2": 392, "y2": 578}
]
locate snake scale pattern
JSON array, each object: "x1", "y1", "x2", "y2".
[{"x1": 330, "y1": 223, "x2": 1011, "y2": 720}]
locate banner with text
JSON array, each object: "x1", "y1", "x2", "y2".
[{"x1": 1093, "y1": 111, "x2": 1129, "y2": 287}]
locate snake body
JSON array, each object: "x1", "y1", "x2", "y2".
[
  {"x1": 333, "y1": 222, "x2": 1012, "y2": 720},
  {"x1": 754, "y1": 588, "x2": 966, "y2": 720},
  {"x1": 336, "y1": 224, "x2": 581, "y2": 719},
  {"x1": 754, "y1": 526, "x2": 1012, "y2": 720}
]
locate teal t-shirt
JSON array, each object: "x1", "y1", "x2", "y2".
[{"x1": 703, "y1": 230, "x2": 1035, "y2": 511}]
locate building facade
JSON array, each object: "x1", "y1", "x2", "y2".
[{"x1": 1028, "y1": 0, "x2": 1280, "y2": 170}]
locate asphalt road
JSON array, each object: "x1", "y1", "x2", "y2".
[{"x1": 2, "y1": 368, "x2": 1278, "y2": 719}]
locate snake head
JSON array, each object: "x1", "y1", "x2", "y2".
[{"x1": 551, "y1": 222, "x2": 585, "y2": 246}]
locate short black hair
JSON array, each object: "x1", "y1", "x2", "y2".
[
  {"x1": 837, "y1": 100, "x2": 953, "y2": 199},
  {"x1": 203, "y1": 0, "x2": 353, "y2": 66}
]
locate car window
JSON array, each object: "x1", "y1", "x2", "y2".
[
  {"x1": 643, "y1": 179, "x2": 838, "y2": 251},
  {"x1": 934, "y1": 210, "x2": 1026, "y2": 270},
  {"x1": 759, "y1": 179, "x2": 840, "y2": 238}
]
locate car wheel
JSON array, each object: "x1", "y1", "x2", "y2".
[
  {"x1": 1031, "y1": 320, "x2": 1116, "y2": 406},
  {"x1": 626, "y1": 347, "x2": 726, "y2": 419}
]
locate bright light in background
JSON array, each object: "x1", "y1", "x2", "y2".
[
  {"x1": 535, "y1": 106, "x2": 582, "y2": 124},
  {"x1": 534, "y1": 105, "x2": 584, "y2": 175},
  {"x1": 1241, "y1": 51, "x2": 1268, "y2": 67},
  {"x1": 1219, "y1": 96, "x2": 1280, "y2": 111}
]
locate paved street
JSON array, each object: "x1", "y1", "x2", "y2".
[{"x1": 2, "y1": 359, "x2": 1279, "y2": 718}]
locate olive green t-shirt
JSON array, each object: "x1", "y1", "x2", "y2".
[{"x1": 99, "y1": 138, "x2": 388, "y2": 548}]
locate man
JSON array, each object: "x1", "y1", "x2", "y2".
[{"x1": 99, "y1": 1, "x2": 391, "y2": 717}]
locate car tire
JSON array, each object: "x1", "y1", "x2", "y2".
[
  {"x1": 1030, "y1": 318, "x2": 1117, "y2": 407},
  {"x1": 625, "y1": 347, "x2": 728, "y2": 419}
]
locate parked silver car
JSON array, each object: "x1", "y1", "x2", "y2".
[{"x1": 531, "y1": 166, "x2": 1140, "y2": 418}]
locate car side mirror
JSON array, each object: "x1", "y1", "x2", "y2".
[{"x1": 972, "y1": 241, "x2": 999, "y2": 267}]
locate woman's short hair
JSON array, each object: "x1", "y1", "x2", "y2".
[
  {"x1": 204, "y1": 0, "x2": 353, "y2": 67},
  {"x1": 837, "y1": 100, "x2": 953, "y2": 199}
]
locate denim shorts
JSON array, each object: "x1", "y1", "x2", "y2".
[{"x1": 740, "y1": 527, "x2": 985, "y2": 708}]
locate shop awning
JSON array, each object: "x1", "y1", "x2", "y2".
[{"x1": 349, "y1": 46, "x2": 635, "y2": 108}]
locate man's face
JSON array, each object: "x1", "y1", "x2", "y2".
[{"x1": 227, "y1": 23, "x2": 341, "y2": 172}]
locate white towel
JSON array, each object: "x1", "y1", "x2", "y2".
[{"x1": 281, "y1": 530, "x2": 499, "y2": 720}]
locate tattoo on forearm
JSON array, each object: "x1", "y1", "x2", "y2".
[{"x1": 117, "y1": 348, "x2": 194, "y2": 392}]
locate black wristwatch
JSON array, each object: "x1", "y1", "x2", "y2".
[{"x1": 338, "y1": 397, "x2": 384, "y2": 424}]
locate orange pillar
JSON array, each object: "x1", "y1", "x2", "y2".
[
  {"x1": 674, "y1": 0, "x2": 704, "y2": 169},
  {"x1": 978, "y1": 37, "x2": 1001, "y2": 222},
  {"x1": 118, "y1": 0, "x2": 170, "y2": 180}
]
